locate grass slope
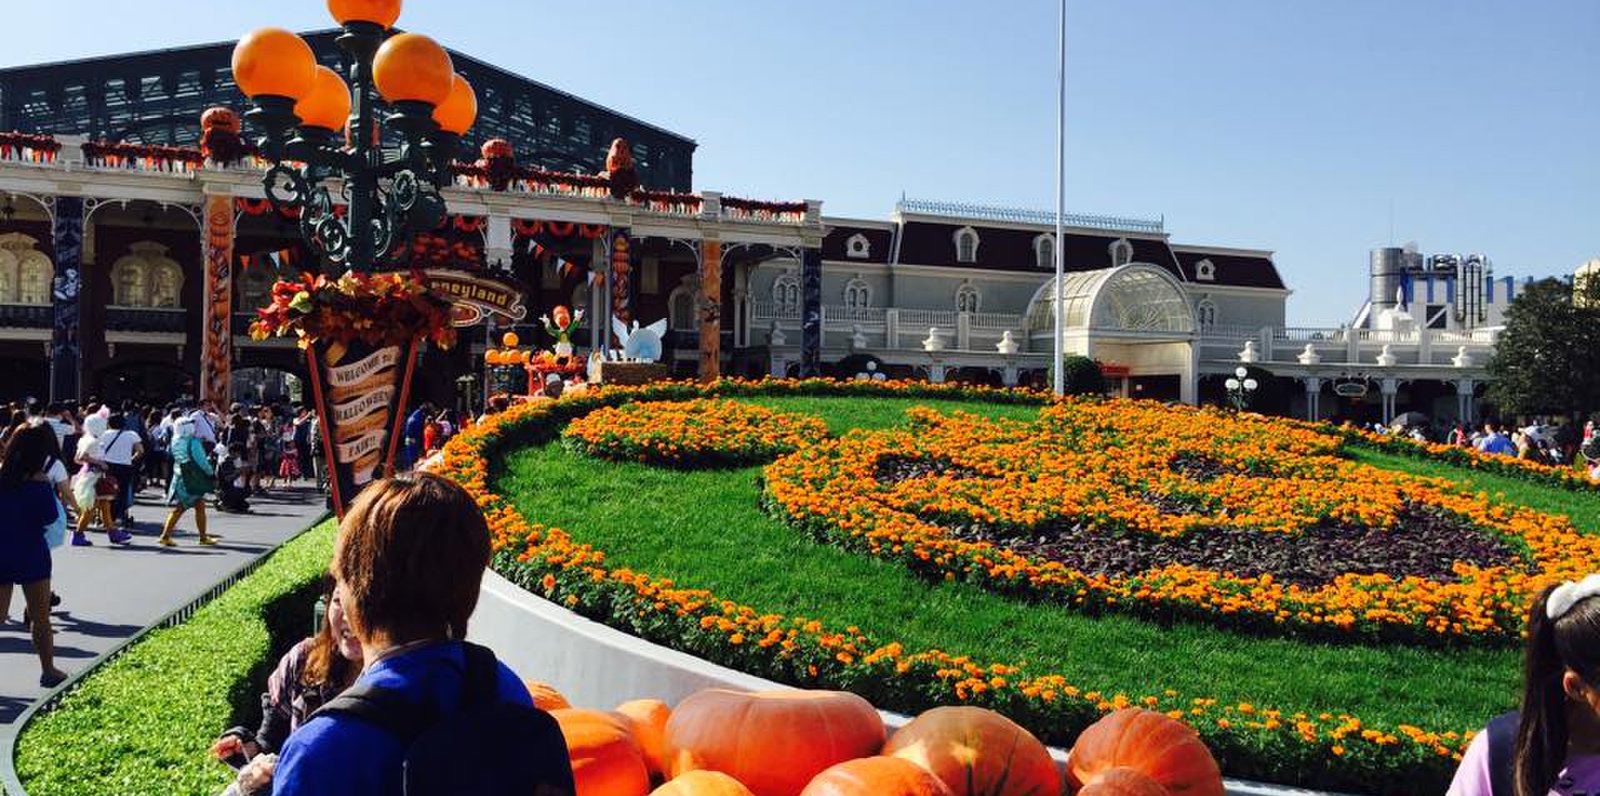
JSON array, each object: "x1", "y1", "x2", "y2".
[
  {"x1": 498, "y1": 397, "x2": 1553, "y2": 738},
  {"x1": 14, "y1": 521, "x2": 335, "y2": 796}
]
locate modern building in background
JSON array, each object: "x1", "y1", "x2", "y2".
[{"x1": 0, "y1": 32, "x2": 696, "y2": 190}]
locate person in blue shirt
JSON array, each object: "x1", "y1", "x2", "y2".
[
  {"x1": 399, "y1": 402, "x2": 435, "y2": 471},
  {"x1": 0, "y1": 423, "x2": 71, "y2": 686},
  {"x1": 269, "y1": 472, "x2": 551, "y2": 795},
  {"x1": 1476, "y1": 421, "x2": 1518, "y2": 457}
]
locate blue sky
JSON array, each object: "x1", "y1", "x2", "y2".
[{"x1": 5, "y1": 1, "x2": 1595, "y2": 324}]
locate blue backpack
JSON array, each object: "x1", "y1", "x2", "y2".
[{"x1": 313, "y1": 643, "x2": 575, "y2": 795}]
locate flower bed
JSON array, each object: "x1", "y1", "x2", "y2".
[
  {"x1": 431, "y1": 380, "x2": 1485, "y2": 793},
  {"x1": 764, "y1": 400, "x2": 1591, "y2": 645},
  {"x1": 1330, "y1": 424, "x2": 1597, "y2": 492},
  {"x1": 563, "y1": 398, "x2": 829, "y2": 468}
]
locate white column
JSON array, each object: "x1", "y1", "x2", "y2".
[
  {"x1": 484, "y1": 213, "x2": 513, "y2": 271},
  {"x1": 928, "y1": 363, "x2": 947, "y2": 384},
  {"x1": 885, "y1": 308, "x2": 900, "y2": 349},
  {"x1": 1303, "y1": 376, "x2": 1324, "y2": 421},
  {"x1": 1455, "y1": 378, "x2": 1476, "y2": 425},
  {"x1": 957, "y1": 312, "x2": 971, "y2": 350},
  {"x1": 1380, "y1": 378, "x2": 1399, "y2": 425}
]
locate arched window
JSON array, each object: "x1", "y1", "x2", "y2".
[
  {"x1": 955, "y1": 283, "x2": 981, "y2": 313},
  {"x1": 772, "y1": 273, "x2": 801, "y2": 312},
  {"x1": 1195, "y1": 297, "x2": 1218, "y2": 329},
  {"x1": 1035, "y1": 234, "x2": 1055, "y2": 270},
  {"x1": 237, "y1": 265, "x2": 277, "y2": 312},
  {"x1": 669, "y1": 278, "x2": 699, "y2": 332},
  {"x1": 17, "y1": 255, "x2": 49, "y2": 305},
  {"x1": 113, "y1": 261, "x2": 148, "y2": 307},
  {"x1": 953, "y1": 227, "x2": 980, "y2": 263},
  {"x1": 843, "y1": 277, "x2": 872, "y2": 309},
  {"x1": 1194, "y1": 258, "x2": 1216, "y2": 282},
  {"x1": 1108, "y1": 238, "x2": 1134, "y2": 268},
  {"x1": 111, "y1": 242, "x2": 182, "y2": 307}
]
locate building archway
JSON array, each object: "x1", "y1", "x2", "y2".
[{"x1": 95, "y1": 360, "x2": 191, "y2": 405}]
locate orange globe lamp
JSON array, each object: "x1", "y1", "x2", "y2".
[
  {"x1": 327, "y1": 0, "x2": 402, "y2": 29},
  {"x1": 373, "y1": 33, "x2": 454, "y2": 107},
  {"x1": 295, "y1": 66, "x2": 352, "y2": 132},
  {"x1": 432, "y1": 74, "x2": 478, "y2": 136},
  {"x1": 501, "y1": 331, "x2": 520, "y2": 348},
  {"x1": 231, "y1": 28, "x2": 317, "y2": 101}
]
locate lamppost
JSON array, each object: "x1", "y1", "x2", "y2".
[
  {"x1": 1224, "y1": 365, "x2": 1258, "y2": 411},
  {"x1": 230, "y1": 0, "x2": 478, "y2": 273}
]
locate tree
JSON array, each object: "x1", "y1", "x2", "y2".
[
  {"x1": 1486, "y1": 278, "x2": 1600, "y2": 418},
  {"x1": 1057, "y1": 355, "x2": 1107, "y2": 396}
]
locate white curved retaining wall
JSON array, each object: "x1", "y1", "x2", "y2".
[{"x1": 468, "y1": 570, "x2": 1350, "y2": 796}]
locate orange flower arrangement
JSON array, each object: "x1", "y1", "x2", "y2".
[
  {"x1": 763, "y1": 399, "x2": 1589, "y2": 645},
  {"x1": 247, "y1": 269, "x2": 458, "y2": 350},
  {"x1": 563, "y1": 399, "x2": 829, "y2": 468},
  {"x1": 425, "y1": 380, "x2": 1475, "y2": 791}
]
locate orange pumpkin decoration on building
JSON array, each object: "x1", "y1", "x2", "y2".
[
  {"x1": 883, "y1": 706, "x2": 1061, "y2": 796},
  {"x1": 553, "y1": 708, "x2": 652, "y2": 796},
  {"x1": 799, "y1": 756, "x2": 954, "y2": 796},
  {"x1": 652, "y1": 770, "x2": 757, "y2": 796},
  {"x1": 664, "y1": 689, "x2": 886, "y2": 796},
  {"x1": 1066, "y1": 710, "x2": 1222, "y2": 796}
]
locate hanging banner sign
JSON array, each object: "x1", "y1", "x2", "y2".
[
  {"x1": 306, "y1": 340, "x2": 419, "y2": 517},
  {"x1": 420, "y1": 269, "x2": 529, "y2": 327}
]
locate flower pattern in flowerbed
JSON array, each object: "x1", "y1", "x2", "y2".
[
  {"x1": 429, "y1": 380, "x2": 1499, "y2": 793},
  {"x1": 764, "y1": 400, "x2": 1593, "y2": 645},
  {"x1": 562, "y1": 398, "x2": 829, "y2": 468}
]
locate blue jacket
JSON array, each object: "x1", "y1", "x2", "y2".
[{"x1": 271, "y1": 641, "x2": 533, "y2": 795}]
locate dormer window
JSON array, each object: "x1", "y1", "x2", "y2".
[
  {"x1": 845, "y1": 233, "x2": 871, "y2": 260},
  {"x1": 1108, "y1": 238, "x2": 1133, "y2": 268},
  {"x1": 1034, "y1": 234, "x2": 1056, "y2": 269},
  {"x1": 1195, "y1": 258, "x2": 1216, "y2": 282},
  {"x1": 953, "y1": 227, "x2": 980, "y2": 263},
  {"x1": 843, "y1": 277, "x2": 872, "y2": 309}
]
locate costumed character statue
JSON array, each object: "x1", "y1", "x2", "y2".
[
  {"x1": 541, "y1": 305, "x2": 584, "y2": 358},
  {"x1": 600, "y1": 138, "x2": 640, "y2": 200},
  {"x1": 200, "y1": 107, "x2": 247, "y2": 167},
  {"x1": 478, "y1": 138, "x2": 516, "y2": 192},
  {"x1": 611, "y1": 317, "x2": 669, "y2": 363}
]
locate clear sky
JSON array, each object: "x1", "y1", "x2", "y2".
[{"x1": 4, "y1": 1, "x2": 1595, "y2": 325}]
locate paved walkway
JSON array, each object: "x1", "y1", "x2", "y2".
[{"x1": 0, "y1": 484, "x2": 327, "y2": 725}]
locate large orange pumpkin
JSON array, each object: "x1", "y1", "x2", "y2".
[
  {"x1": 615, "y1": 699, "x2": 672, "y2": 776},
  {"x1": 553, "y1": 708, "x2": 651, "y2": 796},
  {"x1": 1067, "y1": 710, "x2": 1221, "y2": 796},
  {"x1": 652, "y1": 770, "x2": 757, "y2": 796},
  {"x1": 524, "y1": 679, "x2": 573, "y2": 711},
  {"x1": 800, "y1": 756, "x2": 955, "y2": 796},
  {"x1": 664, "y1": 689, "x2": 886, "y2": 796},
  {"x1": 1077, "y1": 768, "x2": 1170, "y2": 796},
  {"x1": 883, "y1": 706, "x2": 1061, "y2": 796}
]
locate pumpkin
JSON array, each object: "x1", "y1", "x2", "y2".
[
  {"x1": 799, "y1": 756, "x2": 954, "y2": 796},
  {"x1": 552, "y1": 708, "x2": 651, "y2": 796},
  {"x1": 883, "y1": 706, "x2": 1061, "y2": 796},
  {"x1": 664, "y1": 689, "x2": 886, "y2": 796},
  {"x1": 1066, "y1": 710, "x2": 1222, "y2": 796},
  {"x1": 615, "y1": 698, "x2": 672, "y2": 776},
  {"x1": 1077, "y1": 768, "x2": 1169, "y2": 796},
  {"x1": 652, "y1": 770, "x2": 757, "y2": 796},
  {"x1": 523, "y1": 679, "x2": 572, "y2": 711}
]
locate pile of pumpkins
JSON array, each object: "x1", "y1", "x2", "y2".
[{"x1": 526, "y1": 681, "x2": 1226, "y2": 796}]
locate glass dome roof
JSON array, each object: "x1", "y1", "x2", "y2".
[{"x1": 1025, "y1": 264, "x2": 1196, "y2": 336}]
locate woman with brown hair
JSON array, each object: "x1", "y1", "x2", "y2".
[
  {"x1": 269, "y1": 473, "x2": 572, "y2": 795},
  {"x1": 0, "y1": 423, "x2": 71, "y2": 686},
  {"x1": 1447, "y1": 577, "x2": 1600, "y2": 795}
]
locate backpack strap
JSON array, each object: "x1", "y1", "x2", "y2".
[
  {"x1": 1486, "y1": 709, "x2": 1520, "y2": 796},
  {"x1": 459, "y1": 642, "x2": 501, "y2": 708},
  {"x1": 314, "y1": 684, "x2": 438, "y2": 745}
]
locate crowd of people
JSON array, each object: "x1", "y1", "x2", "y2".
[{"x1": 1369, "y1": 414, "x2": 1600, "y2": 479}]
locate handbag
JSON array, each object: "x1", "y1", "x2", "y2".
[
  {"x1": 44, "y1": 498, "x2": 67, "y2": 548},
  {"x1": 182, "y1": 461, "x2": 215, "y2": 496},
  {"x1": 94, "y1": 470, "x2": 120, "y2": 498}
]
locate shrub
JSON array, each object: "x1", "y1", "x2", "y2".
[
  {"x1": 1058, "y1": 356, "x2": 1107, "y2": 396},
  {"x1": 13, "y1": 521, "x2": 336, "y2": 796}
]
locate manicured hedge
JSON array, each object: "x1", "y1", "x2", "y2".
[{"x1": 13, "y1": 521, "x2": 335, "y2": 796}]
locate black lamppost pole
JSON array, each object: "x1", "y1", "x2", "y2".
[{"x1": 230, "y1": 1, "x2": 477, "y2": 274}]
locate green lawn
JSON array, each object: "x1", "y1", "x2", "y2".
[{"x1": 495, "y1": 396, "x2": 1561, "y2": 739}]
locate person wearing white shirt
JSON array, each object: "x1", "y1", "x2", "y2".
[
  {"x1": 96, "y1": 415, "x2": 144, "y2": 528},
  {"x1": 189, "y1": 401, "x2": 219, "y2": 447}
]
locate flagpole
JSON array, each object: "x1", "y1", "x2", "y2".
[{"x1": 1052, "y1": 0, "x2": 1066, "y2": 396}]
